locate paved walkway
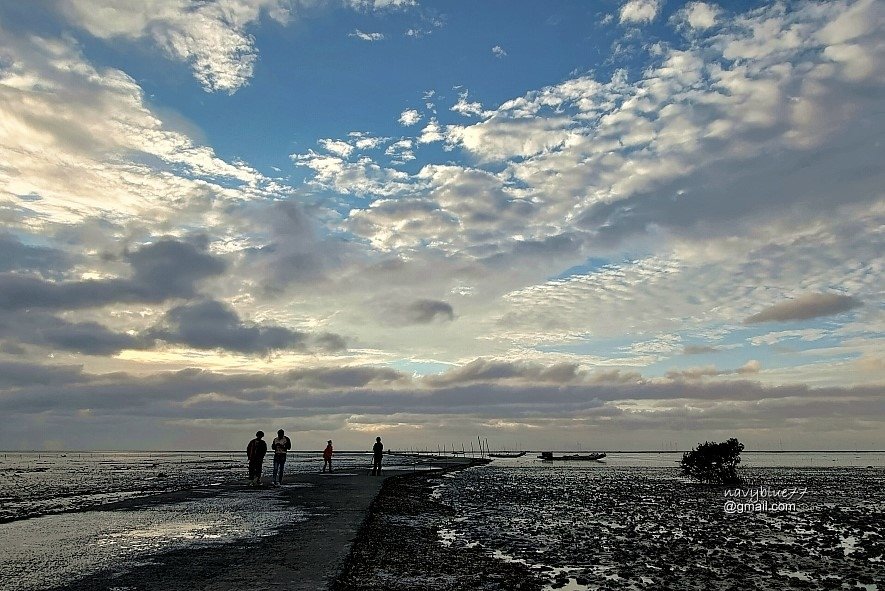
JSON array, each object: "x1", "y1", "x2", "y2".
[{"x1": 213, "y1": 470, "x2": 405, "y2": 591}]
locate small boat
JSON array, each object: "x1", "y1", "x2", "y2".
[
  {"x1": 538, "y1": 451, "x2": 606, "y2": 461},
  {"x1": 488, "y1": 451, "x2": 527, "y2": 458}
]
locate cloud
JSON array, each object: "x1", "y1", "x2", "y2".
[
  {"x1": 1, "y1": 313, "x2": 147, "y2": 356},
  {"x1": 349, "y1": 29, "x2": 385, "y2": 41},
  {"x1": 683, "y1": 345, "x2": 720, "y2": 355},
  {"x1": 0, "y1": 240, "x2": 225, "y2": 311},
  {"x1": 147, "y1": 299, "x2": 346, "y2": 354},
  {"x1": 398, "y1": 109, "x2": 422, "y2": 126},
  {"x1": 0, "y1": 26, "x2": 279, "y2": 231},
  {"x1": 347, "y1": 0, "x2": 416, "y2": 9},
  {"x1": 0, "y1": 361, "x2": 89, "y2": 388},
  {"x1": 428, "y1": 358, "x2": 583, "y2": 386},
  {"x1": 619, "y1": 0, "x2": 662, "y2": 24},
  {"x1": 672, "y1": 2, "x2": 721, "y2": 31},
  {"x1": 0, "y1": 234, "x2": 73, "y2": 275},
  {"x1": 57, "y1": 0, "x2": 294, "y2": 94},
  {"x1": 417, "y1": 118, "x2": 444, "y2": 143},
  {"x1": 446, "y1": 116, "x2": 574, "y2": 161},
  {"x1": 665, "y1": 360, "x2": 761, "y2": 381},
  {"x1": 491, "y1": 45, "x2": 507, "y2": 58},
  {"x1": 292, "y1": 151, "x2": 412, "y2": 196},
  {"x1": 319, "y1": 138, "x2": 355, "y2": 158},
  {"x1": 385, "y1": 139, "x2": 415, "y2": 162},
  {"x1": 451, "y1": 91, "x2": 487, "y2": 117},
  {"x1": 379, "y1": 299, "x2": 455, "y2": 326},
  {"x1": 744, "y1": 294, "x2": 863, "y2": 324}
]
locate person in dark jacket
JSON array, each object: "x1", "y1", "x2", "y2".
[
  {"x1": 371, "y1": 436, "x2": 383, "y2": 475},
  {"x1": 246, "y1": 431, "x2": 267, "y2": 487},
  {"x1": 271, "y1": 429, "x2": 292, "y2": 486},
  {"x1": 322, "y1": 440, "x2": 333, "y2": 473}
]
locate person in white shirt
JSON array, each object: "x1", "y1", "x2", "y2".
[{"x1": 271, "y1": 429, "x2": 292, "y2": 486}]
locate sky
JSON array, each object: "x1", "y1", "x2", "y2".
[{"x1": 0, "y1": 0, "x2": 882, "y2": 451}]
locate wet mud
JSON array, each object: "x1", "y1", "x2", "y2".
[{"x1": 333, "y1": 470, "x2": 544, "y2": 591}]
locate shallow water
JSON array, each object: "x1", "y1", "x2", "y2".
[
  {"x1": 0, "y1": 488, "x2": 302, "y2": 591},
  {"x1": 436, "y1": 460, "x2": 885, "y2": 590},
  {"x1": 0, "y1": 451, "x2": 417, "y2": 522}
]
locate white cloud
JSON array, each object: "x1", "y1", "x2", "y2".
[
  {"x1": 348, "y1": 132, "x2": 388, "y2": 150},
  {"x1": 673, "y1": 2, "x2": 721, "y2": 31},
  {"x1": 385, "y1": 139, "x2": 415, "y2": 162},
  {"x1": 319, "y1": 138, "x2": 355, "y2": 158},
  {"x1": 398, "y1": 108, "x2": 422, "y2": 126},
  {"x1": 446, "y1": 116, "x2": 574, "y2": 161},
  {"x1": 492, "y1": 45, "x2": 507, "y2": 58},
  {"x1": 619, "y1": 0, "x2": 662, "y2": 24},
  {"x1": 451, "y1": 91, "x2": 488, "y2": 117},
  {"x1": 417, "y1": 118, "x2": 445, "y2": 143},
  {"x1": 0, "y1": 27, "x2": 276, "y2": 228},
  {"x1": 292, "y1": 152, "x2": 411, "y2": 197},
  {"x1": 57, "y1": 0, "x2": 295, "y2": 94},
  {"x1": 349, "y1": 29, "x2": 385, "y2": 41}
]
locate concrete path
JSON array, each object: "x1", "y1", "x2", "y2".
[
  {"x1": 211, "y1": 470, "x2": 405, "y2": 591},
  {"x1": 204, "y1": 460, "x2": 481, "y2": 590}
]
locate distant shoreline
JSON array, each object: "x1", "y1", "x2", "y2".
[{"x1": 3, "y1": 449, "x2": 884, "y2": 454}]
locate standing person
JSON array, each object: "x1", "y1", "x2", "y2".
[
  {"x1": 371, "y1": 436, "x2": 383, "y2": 475},
  {"x1": 322, "y1": 440, "x2": 333, "y2": 473},
  {"x1": 271, "y1": 429, "x2": 292, "y2": 486},
  {"x1": 246, "y1": 431, "x2": 267, "y2": 487}
]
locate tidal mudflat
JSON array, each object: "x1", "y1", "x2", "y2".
[
  {"x1": 431, "y1": 464, "x2": 884, "y2": 590},
  {"x1": 334, "y1": 454, "x2": 884, "y2": 591}
]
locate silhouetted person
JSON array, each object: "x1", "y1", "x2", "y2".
[
  {"x1": 271, "y1": 429, "x2": 292, "y2": 486},
  {"x1": 246, "y1": 431, "x2": 267, "y2": 487},
  {"x1": 372, "y1": 436, "x2": 383, "y2": 475},
  {"x1": 322, "y1": 440, "x2": 333, "y2": 472}
]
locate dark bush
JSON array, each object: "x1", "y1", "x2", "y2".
[{"x1": 681, "y1": 438, "x2": 744, "y2": 484}]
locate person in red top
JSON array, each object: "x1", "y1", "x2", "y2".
[{"x1": 322, "y1": 440, "x2": 333, "y2": 473}]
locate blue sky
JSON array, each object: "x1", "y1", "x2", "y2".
[{"x1": 0, "y1": 0, "x2": 881, "y2": 450}]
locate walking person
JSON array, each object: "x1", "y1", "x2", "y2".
[
  {"x1": 371, "y1": 436, "x2": 383, "y2": 475},
  {"x1": 246, "y1": 431, "x2": 267, "y2": 487},
  {"x1": 271, "y1": 429, "x2": 292, "y2": 486},
  {"x1": 322, "y1": 440, "x2": 333, "y2": 473}
]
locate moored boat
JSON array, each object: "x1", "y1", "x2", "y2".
[
  {"x1": 538, "y1": 451, "x2": 606, "y2": 461},
  {"x1": 488, "y1": 451, "x2": 527, "y2": 458}
]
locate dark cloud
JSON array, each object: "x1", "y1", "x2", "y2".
[
  {"x1": 683, "y1": 345, "x2": 720, "y2": 355},
  {"x1": 240, "y1": 201, "x2": 358, "y2": 292},
  {"x1": 147, "y1": 299, "x2": 347, "y2": 354},
  {"x1": 380, "y1": 298, "x2": 455, "y2": 326},
  {"x1": 0, "y1": 362, "x2": 880, "y2": 426},
  {"x1": 429, "y1": 358, "x2": 583, "y2": 386},
  {"x1": 0, "y1": 240, "x2": 225, "y2": 311},
  {"x1": 403, "y1": 299, "x2": 454, "y2": 324},
  {"x1": 0, "y1": 234, "x2": 72, "y2": 274},
  {"x1": 0, "y1": 361, "x2": 88, "y2": 388},
  {"x1": 744, "y1": 294, "x2": 862, "y2": 324},
  {"x1": 34, "y1": 317, "x2": 145, "y2": 355},
  {"x1": 126, "y1": 239, "x2": 226, "y2": 298},
  {"x1": 0, "y1": 342, "x2": 26, "y2": 355},
  {"x1": 0, "y1": 297, "x2": 347, "y2": 357},
  {"x1": 0, "y1": 311, "x2": 148, "y2": 355},
  {"x1": 666, "y1": 361, "x2": 760, "y2": 381}
]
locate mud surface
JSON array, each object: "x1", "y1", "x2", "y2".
[
  {"x1": 333, "y1": 471, "x2": 544, "y2": 591},
  {"x1": 434, "y1": 465, "x2": 885, "y2": 590}
]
